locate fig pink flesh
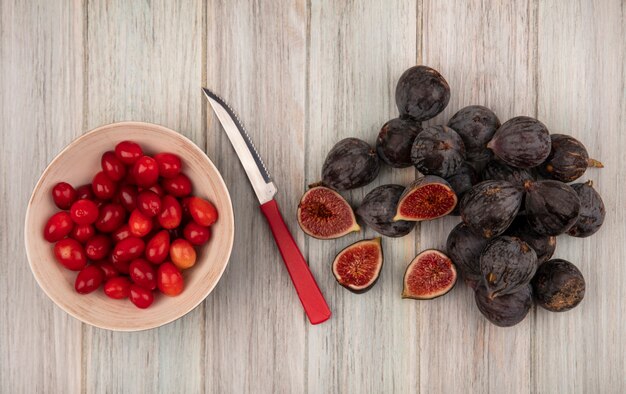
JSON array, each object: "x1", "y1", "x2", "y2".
[{"x1": 397, "y1": 184, "x2": 456, "y2": 220}]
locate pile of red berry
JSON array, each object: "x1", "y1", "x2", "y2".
[{"x1": 43, "y1": 140, "x2": 218, "y2": 309}]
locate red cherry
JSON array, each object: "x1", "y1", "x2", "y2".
[
  {"x1": 70, "y1": 199, "x2": 99, "y2": 225},
  {"x1": 129, "y1": 259, "x2": 157, "y2": 290},
  {"x1": 136, "y1": 190, "x2": 162, "y2": 217},
  {"x1": 101, "y1": 151, "x2": 126, "y2": 181},
  {"x1": 52, "y1": 182, "x2": 77, "y2": 209},
  {"x1": 75, "y1": 265, "x2": 105, "y2": 294},
  {"x1": 92, "y1": 171, "x2": 117, "y2": 200},
  {"x1": 157, "y1": 262, "x2": 184, "y2": 296},
  {"x1": 183, "y1": 222, "x2": 211, "y2": 246},
  {"x1": 53, "y1": 238, "x2": 87, "y2": 271},
  {"x1": 154, "y1": 152, "x2": 182, "y2": 178},
  {"x1": 132, "y1": 156, "x2": 159, "y2": 187},
  {"x1": 43, "y1": 212, "x2": 74, "y2": 243},
  {"x1": 129, "y1": 285, "x2": 154, "y2": 308},
  {"x1": 104, "y1": 276, "x2": 132, "y2": 299},
  {"x1": 187, "y1": 197, "x2": 218, "y2": 226},
  {"x1": 161, "y1": 173, "x2": 192, "y2": 197},
  {"x1": 114, "y1": 141, "x2": 143, "y2": 165}
]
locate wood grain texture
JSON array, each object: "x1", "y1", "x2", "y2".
[
  {"x1": 306, "y1": 1, "x2": 419, "y2": 392},
  {"x1": 204, "y1": 1, "x2": 308, "y2": 392},
  {"x1": 535, "y1": 1, "x2": 626, "y2": 392},
  {"x1": 84, "y1": 1, "x2": 204, "y2": 393},
  {"x1": 419, "y1": 1, "x2": 537, "y2": 393},
  {"x1": 0, "y1": 0, "x2": 85, "y2": 392},
  {"x1": 2, "y1": 0, "x2": 626, "y2": 392}
]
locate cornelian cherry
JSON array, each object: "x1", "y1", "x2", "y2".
[
  {"x1": 132, "y1": 156, "x2": 159, "y2": 187},
  {"x1": 115, "y1": 140, "x2": 143, "y2": 165},
  {"x1": 161, "y1": 173, "x2": 192, "y2": 197},
  {"x1": 52, "y1": 182, "x2": 77, "y2": 209},
  {"x1": 101, "y1": 151, "x2": 126, "y2": 181},
  {"x1": 84, "y1": 235, "x2": 112, "y2": 260},
  {"x1": 104, "y1": 276, "x2": 132, "y2": 299},
  {"x1": 96, "y1": 260, "x2": 119, "y2": 279},
  {"x1": 44, "y1": 211, "x2": 74, "y2": 242},
  {"x1": 129, "y1": 259, "x2": 157, "y2": 290},
  {"x1": 170, "y1": 239, "x2": 196, "y2": 270},
  {"x1": 70, "y1": 199, "x2": 99, "y2": 225},
  {"x1": 95, "y1": 203, "x2": 126, "y2": 233},
  {"x1": 154, "y1": 152, "x2": 182, "y2": 178},
  {"x1": 75, "y1": 265, "x2": 105, "y2": 294},
  {"x1": 71, "y1": 224, "x2": 95, "y2": 243},
  {"x1": 76, "y1": 184, "x2": 95, "y2": 200},
  {"x1": 115, "y1": 184, "x2": 138, "y2": 211},
  {"x1": 145, "y1": 230, "x2": 170, "y2": 264},
  {"x1": 136, "y1": 190, "x2": 161, "y2": 217},
  {"x1": 92, "y1": 171, "x2": 117, "y2": 200},
  {"x1": 183, "y1": 222, "x2": 211, "y2": 245},
  {"x1": 111, "y1": 224, "x2": 131, "y2": 242},
  {"x1": 157, "y1": 262, "x2": 184, "y2": 296},
  {"x1": 53, "y1": 238, "x2": 87, "y2": 271},
  {"x1": 112, "y1": 237, "x2": 145, "y2": 263},
  {"x1": 128, "y1": 209, "x2": 153, "y2": 237},
  {"x1": 129, "y1": 285, "x2": 154, "y2": 308},
  {"x1": 158, "y1": 196, "x2": 182, "y2": 229},
  {"x1": 188, "y1": 197, "x2": 218, "y2": 227}
]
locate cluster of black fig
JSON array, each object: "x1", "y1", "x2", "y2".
[{"x1": 296, "y1": 65, "x2": 605, "y2": 320}]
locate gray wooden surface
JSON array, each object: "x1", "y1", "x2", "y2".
[{"x1": 1, "y1": 0, "x2": 624, "y2": 393}]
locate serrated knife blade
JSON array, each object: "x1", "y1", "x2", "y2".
[
  {"x1": 202, "y1": 87, "x2": 331, "y2": 325},
  {"x1": 202, "y1": 88, "x2": 277, "y2": 204}
]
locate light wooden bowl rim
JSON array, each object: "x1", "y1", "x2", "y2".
[{"x1": 24, "y1": 121, "x2": 234, "y2": 331}]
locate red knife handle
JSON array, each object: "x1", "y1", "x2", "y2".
[{"x1": 260, "y1": 199, "x2": 331, "y2": 325}]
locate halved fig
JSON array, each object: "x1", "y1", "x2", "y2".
[
  {"x1": 332, "y1": 238, "x2": 383, "y2": 293},
  {"x1": 402, "y1": 249, "x2": 457, "y2": 300},
  {"x1": 297, "y1": 186, "x2": 360, "y2": 239},
  {"x1": 393, "y1": 176, "x2": 457, "y2": 221},
  {"x1": 356, "y1": 185, "x2": 416, "y2": 237}
]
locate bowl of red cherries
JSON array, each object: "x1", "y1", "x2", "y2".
[{"x1": 25, "y1": 122, "x2": 234, "y2": 331}]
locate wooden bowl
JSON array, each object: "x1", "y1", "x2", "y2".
[{"x1": 24, "y1": 122, "x2": 234, "y2": 331}]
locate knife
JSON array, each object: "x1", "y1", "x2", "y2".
[{"x1": 202, "y1": 88, "x2": 331, "y2": 325}]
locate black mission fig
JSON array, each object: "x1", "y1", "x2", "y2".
[
  {"x1": 321, "y1": 138, "x2": 380, "y2": 190},
  {"x1": 505, "y1": 216, "x2": 556, "y2": 264},
  {"x1": 376, "y1": 118, "x2": 422, "y2": 168},
  {"x1": 524, "y1": 180, "x2": 581, "y2": 236},
  {"x1": 487, "y1": 116, "x2": 551, "y2": 168},
  {"x1": 567, "y1": 180, "x2": 605, "y2": 238},
  {"x1": 481, "y1": 160, "x2": 534, "y2": 187},
  {"x1": 445, "y1": 163, "x2": 480, "y2": 215},
  {"x1": 447, "y1": 105, "x2": 501, "y2": 154},
  {"x1": 538, "y1": 134, "x2": 603, "y2": 182},
  {"x1": 395, "y1": 65, "x2": 450, "y2": 121},
  {"x1": 480, "y1": 236, "x2": 537, "y2": 298},
  {"x1": 357, "y1": 185, "x2": 416, "y2": 238},
  {"x1": 411, "y1": 125, "x2": 466, "y2": 178},
  {"x1": 532, "y1": 259, "x2": 585, "y2": 312},
  {"x1": 446, "y1": 223, "x2": 488, "y2": 286},
  {"x1": 475, "y1": 284, "x2": 533, "y2": 327},
  {"x1": 460, "y1": 180, "x2": 524, "y2": 238}
]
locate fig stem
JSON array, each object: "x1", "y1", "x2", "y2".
[
  {"x1": 587, "y1": 158, "x2": 604, "y2": 168},
  {"x1": 585, "y1": 180, "x2": 594, "y2": 187},
  {"x1": 523, "y1": 179, "x2": 534, "y2": 191},
  {"x1": 307, "y1": 181, "x2": 324, "y2": 189}
]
